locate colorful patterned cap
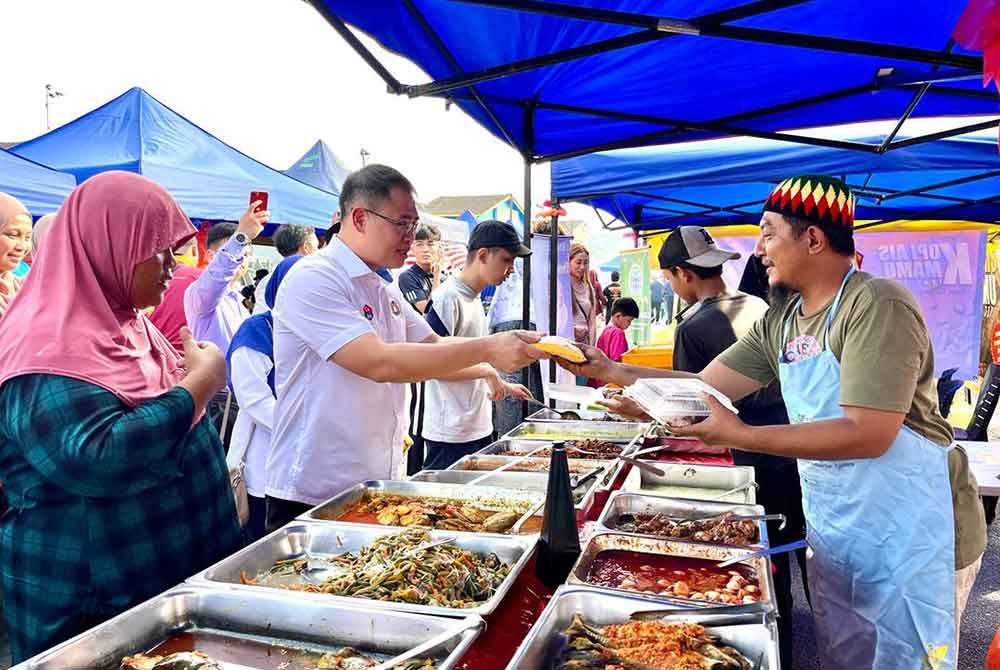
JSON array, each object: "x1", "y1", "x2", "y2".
[{"x1": 763, "y1": 175, "x2": 855, "y2": 229}]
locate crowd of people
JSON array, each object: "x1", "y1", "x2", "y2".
[{"x1": 0, "y1": 166, "x2": 989, "y2": 670}]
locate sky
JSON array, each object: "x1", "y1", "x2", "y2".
[{"x1": 0, "y1": 0, "x2": 563, "y2": 207}]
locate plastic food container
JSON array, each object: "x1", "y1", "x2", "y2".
[{"x1": 625, "y1": 378, "x2": 737, "y2": 427}]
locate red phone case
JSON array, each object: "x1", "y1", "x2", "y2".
[{"x1": 250, "y1": 191, "x2": 269, "y2": 213}]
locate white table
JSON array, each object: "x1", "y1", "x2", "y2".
[{"x1": 956, "y1": 440, "x2": 1000, "y2": 496}]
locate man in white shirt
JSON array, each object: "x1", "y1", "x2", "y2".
[
  {"x1": 422, "y1": 221, "x2": 533, "y2": 468},
  {"x1": 265, "y1": 165, "x2": 546, "y2": 530},
  {"x1": 252, "y1": 224, "x2": 318, "y2": 315}
]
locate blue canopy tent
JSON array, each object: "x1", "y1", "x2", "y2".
[
  {"x1": 284, "y1": 139, "x2": 353, "y2": 198},
  {"x1": 306, "y1": 0, "x2": 995, "y2": 384},
  {"x1": 0, "y1": 148, "x2": 76, "y2": 217},
  {"x1": 309, "y1": 0, "x2": 994, "y2": 162},
  {"x1": 550, "y1": 121, "x2": 1000, "y2": 230},
  {"x1": 13, "y1": 88, "x2": 339, "y2": 232}
]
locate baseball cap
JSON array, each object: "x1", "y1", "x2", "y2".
[
  {"x1": 658, "y1": 226, "x2": 740, "y2": 269},
  {"x1": 468, "y1": 220, "x2": 532, "y2": 257}
]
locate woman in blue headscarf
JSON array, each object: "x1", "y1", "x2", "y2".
[{"x1": 226, "y1": 255, "x2": 303, "y2": 541}]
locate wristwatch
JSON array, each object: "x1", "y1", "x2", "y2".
[{"x1": 233, "y1": 231, "x2": 251, "y2": 246}]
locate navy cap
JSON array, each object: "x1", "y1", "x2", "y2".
[{"x1": 468, "y1": 220, "x2": 532, "y2": 257}]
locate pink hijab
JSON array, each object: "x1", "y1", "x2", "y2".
[{"x1": 0, "y1": 172, "x2": 197, "y2": 407}]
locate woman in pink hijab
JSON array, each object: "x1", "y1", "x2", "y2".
[
  {"x1": 0, "y1": 172, "x2": 241, "y2": 663},
  {"x1": 0, "y1": 193, "x2": 32, "y2": 318}
]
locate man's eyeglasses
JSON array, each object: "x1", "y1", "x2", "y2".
[{"x1": 364, "y1": 208, "x2": 419, "y2": 236}]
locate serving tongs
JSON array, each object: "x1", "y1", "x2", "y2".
[
  {"x1": 563, "y1": 443, "x2": 666, "y2": 477},
  {"x1": 522, "y1": 396, "x2": 581, "y2": 420},
  {"x1": 707, "y1": 480, "x2": 759, "y2": 501},
  {"x1": 716, "y1": 539, "x2": 809, "y2": 568},
  {"x1": 368, "y1": 616, "x2": 484, "y2": 670},
  {"x1": 680, "y1": 511, "x2": 787, "y2": 531}
]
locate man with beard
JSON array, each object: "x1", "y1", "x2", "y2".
[
  {"x1": 658, "y1": 225, "x2": 805, "y2": 667},
  {"x1": 559, "y1": 175, "x2": 985, "y2": 670}
]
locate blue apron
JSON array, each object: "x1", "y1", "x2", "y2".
[{"x1": 778, "y1": 268, "x2": 955, "y2": 670}]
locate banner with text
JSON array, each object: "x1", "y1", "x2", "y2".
[{"x1": 711, "y1": 230, "x2": 986, "y2": 378}]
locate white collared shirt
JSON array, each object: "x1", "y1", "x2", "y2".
[
  {"x1": 226, "y1": 347, "x2": 274, "y2": 498},
  {"x1": 266, "y1": 238, "x2": 433, "y2": 505}
]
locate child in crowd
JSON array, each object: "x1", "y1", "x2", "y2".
[{"x1": 588, "y1": 297, "x2": 638, "y2": 387}]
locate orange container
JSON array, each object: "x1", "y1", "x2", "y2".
[{"x1": 621, "y1": 343, "x2": 674, "y2": 370}]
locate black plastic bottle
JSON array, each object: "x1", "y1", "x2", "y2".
[{"x1": 536, "y1": 443, "x2": 581, "y2": 587}]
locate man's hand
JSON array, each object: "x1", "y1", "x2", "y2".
[
  {"x1": 238, "y1": 202, "x2": 270, "y2": 240},
  {"x1": 556, "y1": 342, "x2": 615, "y2": 381},
  {"x1": 672, "y1": 393, "x2": 748, "y2": 447},
  {"x1": 596, "y1": 396, "x2": 650, "y2": 421},
  {"x1": 485, "y1": 330, "x2": 547, "y2": 373}
]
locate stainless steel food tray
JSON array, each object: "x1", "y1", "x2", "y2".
[
  {"x1": 300, "y1": 479, "x2": 544, "y2": 534},
  {"x1": 503, "y1": 420, "x2": 645, "y2": 443},
  {"x1": 506, "y1": 585, "x2": 780, "y2": 669},
  {"x1": 189, "y1": 521, "x2": 536, "y2": 618},
  {"x1": 448, "y1": 453, "x2": 616, "y2": 475},
  {"x1": 596, "y1": 491, "x2": 769, "y2": 548},
  {"x1": 622, "y1": 462, "x2": 757, "y2": 504},
  {"x1": 409, "y1": 468, "x2": 605, "y2": 516},
  {"x1": 13, "y1": 584, "x2": 483, "y2": 670},
  {"x1": 566, "y1": 531, "x2": 776, "y2": 614},
  {"x1": 476, "y1": 437, "x2": 636, "y2": 459},
  {"x1": 525, "y1": 407, "x2": 646, "y2": 426}
]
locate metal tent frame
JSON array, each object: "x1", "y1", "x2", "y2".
[{"x1": 304, "y1": 0, "x2": 995, "y2": 391}]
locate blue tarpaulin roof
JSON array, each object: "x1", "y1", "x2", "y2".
[
  {"x1": 0, "y1": 148, "x2": 76, "y2": 217},
  {"x1": 13, "y1": 88, "x2": 339, "y2": 230},
  {"x1": 311, "y1": 0, "x2": 995, "y2": 161},
  {"x1": 284, "y1": 139, "x2": 353, "y2": 198},
  {"x1": 551, "y1": 120, "x2": 1000, "y2": 229}
]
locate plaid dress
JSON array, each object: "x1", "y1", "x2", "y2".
[{"x1": 0, "y1": 374, "x2": 241, "y2": 663}]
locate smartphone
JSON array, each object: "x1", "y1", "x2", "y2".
[{"x1": 249, "y1": 191, "x2": 269, "y2": 213}]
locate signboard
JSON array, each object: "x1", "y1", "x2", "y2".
[
  {"x1": 711, "y1": 230, "x2": 987, "y2": 378},
  {"x1": 621, "y1": 246, "x2": 652, "y2": 345}
]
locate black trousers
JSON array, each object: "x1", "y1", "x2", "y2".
[
  {"x1": 407, "y1": 382, "x2": 426, "y2": 475},
  {"x1": 265, "y1": 496, "x2": 313, "y2": 533},
  {"x1": 733, "y1": 451, "x2": 809, "y2": 668},
  {"x1": 423, "y1": 435, "x2": 495, "y2": 470}
]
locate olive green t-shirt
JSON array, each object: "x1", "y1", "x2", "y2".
[
  {"x1": 719, "y1": 270, "x2": 987, "y2": 568},
  {"x1": 719, "y1": 270, "x2": 952, "y2": 445}
]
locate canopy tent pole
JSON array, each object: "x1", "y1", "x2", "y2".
[
  {"x1": 449, "y1": 0, "x2": 982, "y2": 71},
  {"x1": 404, "y1": 0, "x2": 811, "y2": 99},
  {"x1": 877, "y1": 40, "x2": 956, "y2": 151},
  {"x1": 876, "y1": 169, "x2": 1000, "y2": 204},
  {"x1": 307, "y1": 1, "x2": 404, "y2": 93},
  {"x1": 548, "y1": 200, "x2": 560, "y2": 396}
]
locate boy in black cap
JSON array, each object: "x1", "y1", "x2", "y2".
[
  {"x1": 422, "y1": 221, "x2": 533, "y2": 468},
  {"x1": 659, "y1": 225, "x2": 803, "y2": 667}
]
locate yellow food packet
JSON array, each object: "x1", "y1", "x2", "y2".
[{"x1": 531, "y1": 335, "x2": 586, "y2": 363}]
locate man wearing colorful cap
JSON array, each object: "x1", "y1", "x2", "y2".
[
  {"x1": 659, "y1": 226, "x2": 804, "y2": 667},
  {"x1": 560, "y1": 175, "x2": 986, "y2": 670}
]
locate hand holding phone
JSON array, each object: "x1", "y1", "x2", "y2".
[{"x1": 240, "y1": 191, "x2": 270, "y2": 240}]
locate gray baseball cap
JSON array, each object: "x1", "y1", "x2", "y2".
[{"x1": 658, "y1": 226, "x2": 741, "y2": 269}]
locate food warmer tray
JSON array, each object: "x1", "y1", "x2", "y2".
[
  {"x1": 506, "y1": 585, "x2": 779, "y2": 669},
  {"x1": 524, "y1": 407, "x2": 628, "y2": 425},
  {"x1": 621, "y1": 462, "x2": 757, "y2": 504},
  {"x1": 409, "y1": 468, "x2": 604, "y2": 517},
  {"x1": 299, "y1": 479, "x2": 544, "y2": 535},
  {"x1": 566, "y1": 531, "x2": 776, "y2": 615},
  {"x1": 596, "y1": 491, "x2": 769, "y2": 548},
  {"x1": 502, "y1": 420, "x2": 646, "y2": 443},
  {"x1": 13, "y1": 584, "x2": 482, "y2": 670},
  {"x1": 188, "y1": 521, "x2": 536, "y2": 619}
]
